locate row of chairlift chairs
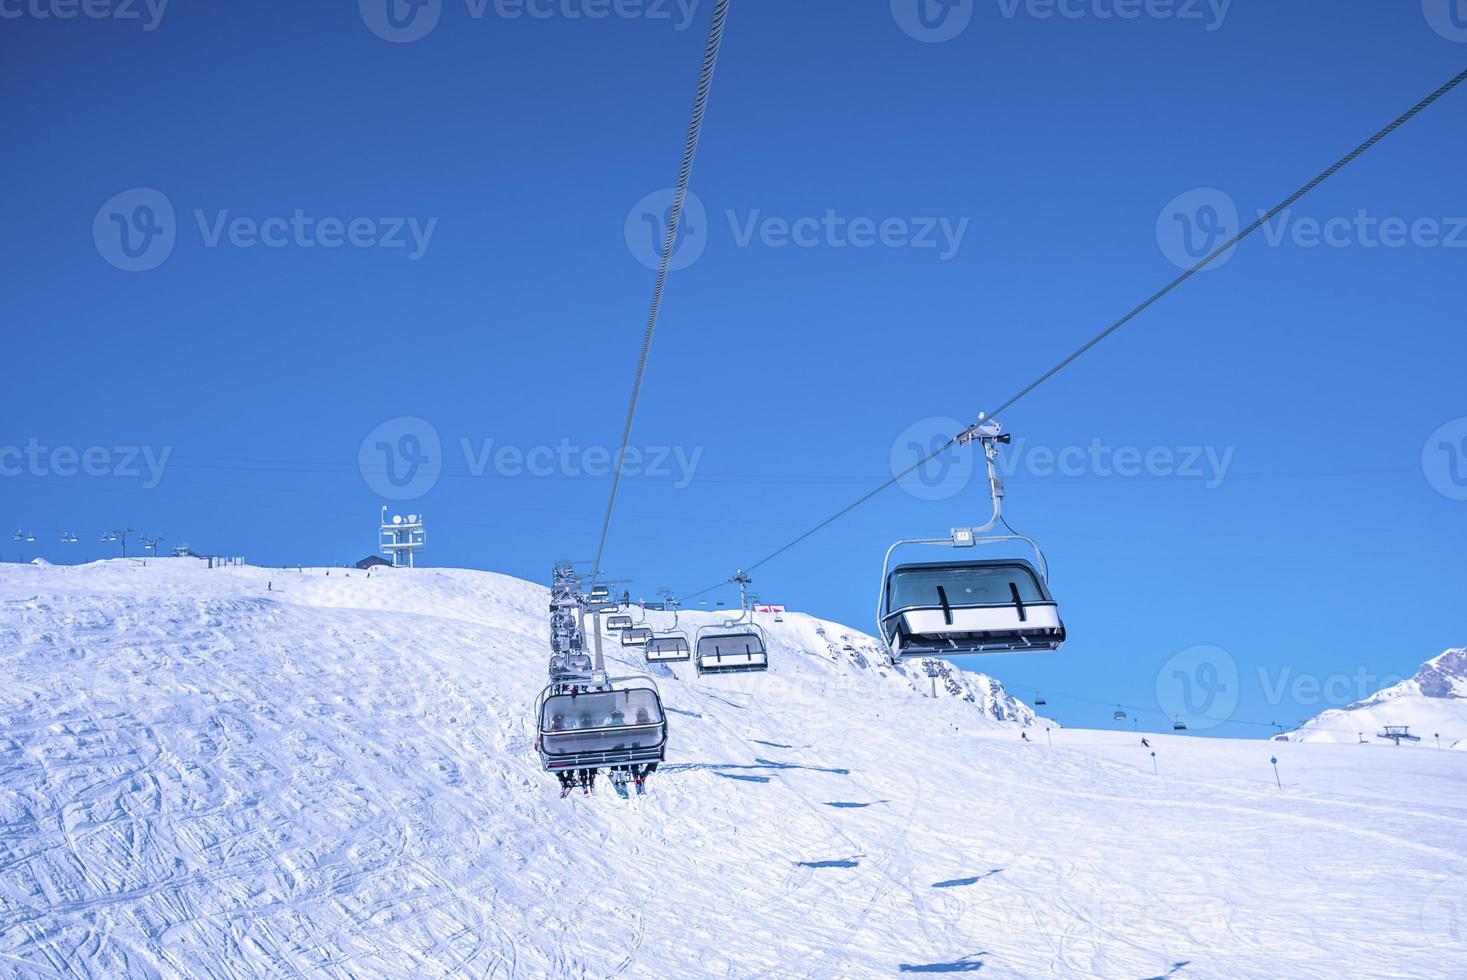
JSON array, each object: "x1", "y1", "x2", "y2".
[{"x1": 535, "y1": 417, "x2": 1086, "y2": 794}]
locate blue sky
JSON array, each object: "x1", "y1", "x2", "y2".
[{"x1": 4, "y1": 0, "x2": 1465, "y2": 737}]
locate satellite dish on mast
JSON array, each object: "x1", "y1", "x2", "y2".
[{"x1": 392, "y1": 515, "x2": 403, "y2": 525}]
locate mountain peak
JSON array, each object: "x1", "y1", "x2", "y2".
[{"x1": 1414, "y1": 648, "x2": 1467, "y2": 699}]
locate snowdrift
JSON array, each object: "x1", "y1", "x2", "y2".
[{"x1": 2, "y1": 559, "x2": 1464, "y2": 978}]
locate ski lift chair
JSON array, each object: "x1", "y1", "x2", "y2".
[
  {"x1": 877, "y1": 418, "x2": 1067, "y2": 664},
  {"x1": 694, "y1": 623, "x2": 770, "y2": 675},
  {"x1": 549, "y1": 653, "x2": 599, "y2": 689},
  {"x1": 621, "y1": 627, "x2": 654, "y2": 648},
  {"x1": 536, "y1": 678, "x2": 667, "y2": 775},
  {"x1": 1113, "y1": 708, "x2": 1128, "y2": 722},
  {"x1": 1173, "y1": 718, "x2": 1189, "y2": 731},
  {"x1": 880, "y1": 555, "x2": 1065, "y2": 660},
  {"x1": 646, "y1": 633, "x2": 692, "y2": 664},
  {"x1": 605, "y1": 614, "x2": 634, "y2": 632}
]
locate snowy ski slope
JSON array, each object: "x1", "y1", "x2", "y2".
[{"x1": 1, "y1": 559, "x2": 1464, "y2": 978}]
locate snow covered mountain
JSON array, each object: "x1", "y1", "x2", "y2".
[
  {"x1": 1292, "y1": 649, "x2": 1467, "y2": 749},
  {"x1": 2, "y1": 559, "x2": 1465, "y2": 978}
]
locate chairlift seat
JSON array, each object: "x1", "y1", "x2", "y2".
[
  {"x1": 621, "y1": 627, "x2": 654, "y2": 648},
  {"x1": 646, "y1": 635, "x2": 692, "y2": 664},
  {"x1": 695, "y1": 630, "x2": 769, "y2": 675},
  {"x1": 605, "y1": 615, "x2": 633, "y2": 631},
  {"x1": 882, "y1": 560, "x2": 1065, "y2": 659},
  {"x1": 537, "y1": 685, "x2": 666, "y2": 772}
]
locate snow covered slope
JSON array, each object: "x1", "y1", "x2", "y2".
[
  {"x1": 2, "y1": 560, "x2": 1465, "y2": 978},
  {"x1": 1292, "y1": 649, "x2": 1467, "y2": 749}
]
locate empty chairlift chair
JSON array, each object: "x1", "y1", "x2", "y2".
[
  {"x1": 621, "y1": 627, "x2": 654, "y2": 648},
  {"x1": 694, "y1": 624, "x2": 770, "y2": 676},
  {"x1": 881, "y1": 560, "x2": 1065, "y2": 660},
  {"x1": 646, "y1": 633, "x2": 692, "y2": 664},
  {"x1": 605, "y1": 614, "x2": 634, "y2": 632},
  {"x1": 536, "y1": 679, "x2": 667, "y2": 776}
]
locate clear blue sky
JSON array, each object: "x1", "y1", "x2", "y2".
[{"x1": 4, "y1": 1, "x2": 1465, "y2": 737}]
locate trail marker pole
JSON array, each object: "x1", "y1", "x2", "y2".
[
  {"x1": 1151, "y1": 751, "x2": 1158, "y2": 775},
  {"x1": 1270, "y1": 756, "x2": 1281, "y2": 790},
  {"x1": 1046, "y1": 726, "x2": 1052, "y2": 747},
  {"x1": 1435, "y1": 733, "x2": 1441, "y2": 749}
]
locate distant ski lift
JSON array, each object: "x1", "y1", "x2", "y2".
[
  {"x1": 646, "y1": 634, "x2": 692, "y2": 664},
  {"x1": 694, "y1": 624, "x2": 770, "y2": 676},
  {"x1": 605, "y1": 615, "x2": 634, "y2": 632},
  {"x1": 536, "y1": 677, "x2": 667, "y2": 775},
  {"x1": 1377, "y1": 725, "x2": 1421, "y2": 745},
  {"x1": 1113, "y1": 707, "x2": 1128, "y2": 722},
  {"x1": 588, "y1": 584, "x2": 611, "y2": 602},
  {"x1": 1173, "y1": 717, "x2": 1188, "y2": 731},
  {"x1": 1034, "y1": 692, "x2": 1048, "y2": 707},
  {"x1": 621, "y1": 627, "x2": 654, "y2": 648}
]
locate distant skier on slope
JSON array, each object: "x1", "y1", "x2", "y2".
[
  {"x1": 1021, "y1": 731, "x2": 1031, "y2": 742},
  {"x1": 1141, "y1": 737, "x2": 1151, "y2": 748}
]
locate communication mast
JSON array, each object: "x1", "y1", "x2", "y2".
[{"x1": 379, "y1": 506, "x2": 425, "y2": 568}]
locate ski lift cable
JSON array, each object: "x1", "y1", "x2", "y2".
[
  {"x1": 589, "y1": 0, "x2": 732, "y2": 588},
  {"x1": 679, "y1": 66, "x2": 1467, "y2": 600}
]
